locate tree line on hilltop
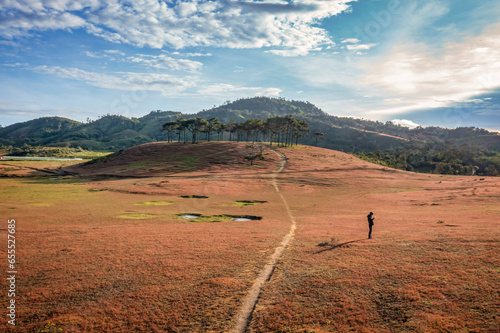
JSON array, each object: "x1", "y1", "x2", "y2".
[{"x1": 162, "y1": 115, "x2": 315, "y2": 146}]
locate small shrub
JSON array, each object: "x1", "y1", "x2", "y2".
[{"x1": 37, "y1": 321, "x2": 63, "y2": 333}]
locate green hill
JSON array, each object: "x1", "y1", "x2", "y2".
[
  {"x1": 1, "y1": 97, "x2": 499, "y2": 163},
  {"x1": 197, "y1": 97, "x2": 325, "y2": 123},
  {"x1": 0, "y1": 117, "x2": 83, "y2": 146},
  {"x1": 0, "y1": 112, "x2": 183, "y2": 150}
]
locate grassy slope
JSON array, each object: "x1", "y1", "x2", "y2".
[
  {"x1": 0, "y1": 142, "x2": 498, "y2": 332},
  {"x1": 250, "y1": 146, "x2": 500, "y2": 332}
]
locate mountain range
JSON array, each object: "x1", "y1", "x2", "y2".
[{"x1": 1, "y1": 97, "x2": 499, "y2": 154}]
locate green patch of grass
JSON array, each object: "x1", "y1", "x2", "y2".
[
  {"x1": 29, "y1": 203, "x2": 52, "y2": 207},
  {"x1": 118, "y1": 213, "x2": 159, "y2": 219},
  {"x1": 85, "y1": 149, "x2": 123, "y2": 165},
  {"x1": 37, "y1": 321, "x2": 63, "y2": 333},
  {"x1": 163, "y1": 153, "x2": 201, "y2": 170},
  {"x1": 134, "y1": 201, "x2": 174, "y2": 206},
  {"x1": 125, "y1": 161, "x2": 149, "y2": 170},
  {"x1": 177, "y1": 156, "x2": 200, "y2": 169},
  {"x1": 26, "y1": 177, "x2": 87, "y2": 184},
  {"x1": 0, "y1": 178, "x2": 90, "y2": 203},
  {"x1": 277, "y1": 144, "x2": 306, "y2": 149},
  {"x1": 3, "y1": 145, "x2": 111, "y2": 159}
]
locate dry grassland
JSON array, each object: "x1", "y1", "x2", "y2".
[{"x1": 0, "y1": 142, "x2": 498, "y2": 332}]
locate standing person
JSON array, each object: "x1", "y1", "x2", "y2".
[{"x1": 367, "y1": 212, "x2": 375, "y2": 239}]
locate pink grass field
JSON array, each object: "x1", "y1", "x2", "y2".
[{"x1": 1, "y1": 142, "x2": 499, "y2": 332}]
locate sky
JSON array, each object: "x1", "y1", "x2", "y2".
[{"x1": 1, "y1": 0, "x2": 499, "y2": 131}]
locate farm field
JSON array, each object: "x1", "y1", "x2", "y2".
[{"x1": 1, "y1": 142, "x2": 499, "y2": 332}]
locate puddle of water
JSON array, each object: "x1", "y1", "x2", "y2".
[
  {"x1": 234, "y1": 200, "x2": 267, "y2": 206},
  {"x1": 177, "y1": 214, "x2": 261, "y2": 222},
  {"x1": 231, "y1": 216, "x2": 261, "y2": 221},
  {"x1": 180, "y1": 214, "x2": 201, "y2": 219}
]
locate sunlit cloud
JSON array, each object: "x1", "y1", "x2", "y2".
[
  {"x1": 363, "y1": 22, "x2": 500, "y2": 115},
  {"x1": 0, "y1": 0, "x2": 355, "y2": 55}
]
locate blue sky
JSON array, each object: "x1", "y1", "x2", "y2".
[{"x1": 1, "y1": 0, "x2": 499, "y2": 131}]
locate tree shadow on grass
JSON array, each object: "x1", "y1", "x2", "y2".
[{"x1": 314, "y1": 239, "x2": 366, "y2": 254}]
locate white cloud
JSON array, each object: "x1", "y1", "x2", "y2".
[
  {"x1": 2, "y1": 62, "x2": 28, "y2": 67},
  {"x1": 175, "y1": 2, "x2": 195, "y2": 18},
  {"x1": 31, "y1": 65, "x2": 196, "y2": 94},
  {"x1": 26, "y1": 64, "x2": 281, "y2": 99},
  {"x1": 0, "y1": 40, "x2": 21, "y2": 47},
  {"x1": 82, "y1": 50, "x2": 203, "y2": 72},
  {"x1": 84, "y1": 51, "x2": 103, "y2": 58},
  {"x1": 104, "y1": 49, "x2": 125, "y2": 56},
  {"x1": 0, "y1": 0, "x2": 355, "y2": 55},
  {"x1": 0, "y1": 11, "x2": 86, "y2": 38},
  {"x1": 391, "y1": 119, "x2": 420, "y2": 129},
  {"x1": 266, "y1": 47, "x2": 314, "y2": 57},
  {"x1": 341, "y1": 38, "x2": 360, "y2": 44},
  {"x1": 363, "y1": 22, "x2": 500, "y2": 115},
  {"x1": 127, "y1": 54, "x2": 203, "y2": 72},
  {"x1": 346, "y1": 43, "x2": 377, "y2": 51},
  {"x1": 198, "y1": 83, "x2": 282, "y2": 97},
  {"x1": 171, "y1": 52, "x2": 212, "y2": 57}
]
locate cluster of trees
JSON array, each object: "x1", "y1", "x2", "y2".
[
  {"x1": 162, "y1": 115, "x2": 311, "y2": 146},
  {"x1": 1, "y1": 143, "x2": 102, "y2": 159},
  {"x1": 356, "y1": 144, "x2": 500, "y2": 177}
]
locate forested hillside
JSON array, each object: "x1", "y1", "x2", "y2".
[{"x1": 1, "y1": 97, "x2": 499, "y2": 175}]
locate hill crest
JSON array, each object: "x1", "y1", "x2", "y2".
[
  {"x1": 64, "y1": 141, "x2": 279, "y2": 178},
  {"x1": 1, "y1": 97, "x2": 499, "y2": 164}
]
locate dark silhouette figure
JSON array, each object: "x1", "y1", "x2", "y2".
[{"x1": 367, "y1": 212, "x2": 375, "y2": 239}]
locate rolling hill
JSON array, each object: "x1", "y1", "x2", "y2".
[{"x1": 1, "y1": 97, "x2": 499, "y2": 176}]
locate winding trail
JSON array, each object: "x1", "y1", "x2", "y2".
[{"x1": 230, "y1": 148, "x2": 297, "y2": 333}]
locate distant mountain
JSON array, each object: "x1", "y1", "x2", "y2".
[
  {"x1": 1, "y1": 97, "x2": 499, "y2": 155},
  {"x1": 197, "y1": 97, "x2": 326, "y2": 122},
  {"x1": 0, "y1": 117, "x2": 83, "y2": 146},
  {"x1": 0, "y1": 111, "x2": 182, "y2": 150}
]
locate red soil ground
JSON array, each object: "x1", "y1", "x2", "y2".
[{"x1": 0, "y1": 142, "x2": 498, "y2": 332}]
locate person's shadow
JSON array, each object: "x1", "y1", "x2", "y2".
[{"x1": 314, "y1": 239, "x2": 365, "y2": 254}]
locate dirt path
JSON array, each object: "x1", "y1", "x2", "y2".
[{"x1": 230, "y1": 148, "x2": 297, "y2": 333}]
